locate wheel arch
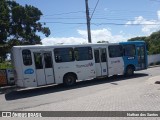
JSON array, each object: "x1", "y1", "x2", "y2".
[
  {"x1": 125, "y1": 64, "x2": 135, "y2": 72},
  {"x1": 63, "y1": 72, "x2": 78, "y2": 81}
]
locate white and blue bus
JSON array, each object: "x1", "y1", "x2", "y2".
[{"x1": 12, "y1": 41, "x2": 147, "y2": 87}]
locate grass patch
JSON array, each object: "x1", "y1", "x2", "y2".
[{"x1": 0, "y1": 61, "x2": 13, "y2": 69}]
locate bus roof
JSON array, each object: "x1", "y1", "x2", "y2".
[
  {"x1": 119, "y1": 41, "x2": 145, "y2": 44},
  {"x1": 12, "y1": 41, "x2": 145, "y2": 49},
  {"x1": 12, "y1": 43, "x2": 115, "y2": 49}
]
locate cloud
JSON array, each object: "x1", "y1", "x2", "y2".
[
  {"x1": 126, "y1": 10, "x2": 160, "y2": 34},
  {"x1": 104, "y1": 8, "x2": 108, "y2": 11},
  {"x1": 42, "y1": 28, "x2": 129, "y2": 45},
  {"x1": 42, "y1": 37, "x2": 86, "y2": 45},
  {"x1": 157, "y1": 10, "x2": 160, "y2": 20}
]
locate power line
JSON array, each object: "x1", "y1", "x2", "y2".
[
  {"x1": 42, "y1": 11, "x2": 85, "y2": 16},
  {"x1": 90, "y1": 0, "x2": 100, "y2": 20},
  {"x1": 92, "y1": 23, "x2": 160, "y2": 26},
  {"x1": 40, "y1": 21, "x2": 160, "y2": 26},
  {"x1": 40, "y1": 8, "x2": 157, "y2": 22},
  {"x1": 41, "y1": 10, "x2": 157, "y2": 22},
  {"x1": 42, "y1": 9, "x2": 155, "y2": 17},
  {"x1": 42, "y1": 17, "x2": 158, "y2": 23},
  {"x1": 40, "y1": 22, "x2": 85, "y2": 25}
]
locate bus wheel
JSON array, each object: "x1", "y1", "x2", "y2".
[
  {"x1": 126, "y1": 66, "x2": 134, "y2": 76},
  {"x1": 63, "y1": 74, "x2": 76, "y2": 86}
]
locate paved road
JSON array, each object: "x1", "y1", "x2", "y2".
[{"x1": 0, "y1": 67, "x2": 160, "y2": 120}]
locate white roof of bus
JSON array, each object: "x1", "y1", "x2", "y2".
[{"x1": 12, "y1": 43, "x2": 119, "y2": 49}]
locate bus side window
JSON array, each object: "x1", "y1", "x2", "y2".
[
  {"x1": 123, "y1": 44, "x2": 135, "y2": 56},
  {"x1": 44, "y1": 53, "x2": 53, "y2": 68},
  {"x1": 54, "y1": 50, "x2": 61, "y2": 62},
  {"x1": 22, "y1": 49, "x2": 32, "y2": 66},
  {"x1": 54, "y1": 48, "x2": 74, "y2": 63},
  {"x1": 74, "y1": 49, "x2": 79, "y2": 61},
  {"x1": 101, "y1": 49, "x2": 107, "y2": 62},
  {"x1": 75, "y1": 47, "x2": 93, "y2": 61},
  {"x1": 94, "y1": 50, "x2": 100, "y2": 63},
  {"x1": 34, "y1": 53, "x2": 43, "y2": 69},
  {"x1": 108, "y1": 45, "x2": 123, "y2": 58}
]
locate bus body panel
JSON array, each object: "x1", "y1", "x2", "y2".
[
  {"x1": 53, "y1": 52, "x2": 96, "y2": 84},
  {"x1": 75, "y1": 60, "x2": 96, "y2": 80},
  {"x1": 108, "y1": 57, "x2": 124, "y2": 76},
  {"x1": 12, "y1": 47, "x2": 24, "y2": 87},
  {"x1": 53, "y1": 62, "x2": 77, "y2": 84},
  {"x1": 107, "y1": 44, "x2": 125, "y2": 76}
]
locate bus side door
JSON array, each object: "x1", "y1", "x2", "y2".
[
  {"x1": 33, "y1": 51, "x2": 55, "y2": 86},
  {"x1": 94, "y1": 48, "x2": 108, "y2": 77},
  {"x1": 137, "y1": 45, "x2": 146, "y2": 69}
]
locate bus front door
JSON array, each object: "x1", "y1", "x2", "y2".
[
  {"x1": 94, "y1": 48, "x2": 108, "y2": 77},
  {"x1": 34, "y1": 51, "x2": 55, "y2": 86},
  {"x1": 137, "y1": 46, "x2": 146, "y2": 69}
]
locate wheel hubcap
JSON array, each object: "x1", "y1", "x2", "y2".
[
  {"x1": 128, "y1": 69, "x2": 132, "y2": 75},
  {"x1": 67, "y1": 76, "x2": 74, "y2": 84}
]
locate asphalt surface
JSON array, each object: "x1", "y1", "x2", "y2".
[{"x1": 0, "y1": 67, "x2": 160, "y2": 120}]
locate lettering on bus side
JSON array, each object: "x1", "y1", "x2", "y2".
[
  {"x1": 24, "y1": 69, "x2": 34, "y2": 74},
  {"x1": 127, "y1": 57, "x2": 135, "y2": 60},
  {"x1": 76, "y1": 62, "x2": 94, "y2": 68}
]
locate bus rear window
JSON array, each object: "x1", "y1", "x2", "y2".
[{"x1": 22, "y1": 50, "x2": 32, "y2": 66}]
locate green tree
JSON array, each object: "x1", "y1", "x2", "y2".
[
  {"x1": 128, "y1": 31, "x2": 160, "y2": 54},
  {"x1": 0, "y1": 0, "x2": 10, "y2": 61},
  {"x1": 0, "y1": 0, "x2": 51, "y2": 61},
  {"x1": 8, "y1": 1, "x2": 50, "y2": 44}
]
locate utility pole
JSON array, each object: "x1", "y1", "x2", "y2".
[{"x1": 85, "y1": 0, "x2": 92, "y2": 43}]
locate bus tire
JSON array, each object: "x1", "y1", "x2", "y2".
[
  {"x1": 63, "y1": 74, "x2": 76, "y2": 86},
  {"x1": 125, "y1": 66, "x2": 134, "y2": 76}
]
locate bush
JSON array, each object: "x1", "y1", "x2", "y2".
[{"x1": 0, "y1": 62, "x2": 13, "y2": 69}]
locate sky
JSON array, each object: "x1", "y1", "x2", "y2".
[{"x1": 15, "y1": 0, "x2": 160, "y2": 45}]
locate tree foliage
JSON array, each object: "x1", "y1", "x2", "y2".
[
  {"x1": 97, "y1": 41, "x2": 109, "y2": 43},
  {"x1": 0, "y1": 0, "x2": 50, "y2": 61},
  {"x1": 0, "y1": 0, "x2": 10, "y2": 61},
  {"x1": 128, "y1": 31, "x2": 160, "y2": 55},
  {"x1": 0, "y1": 0, "x2": 10, "y2": 44}
]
